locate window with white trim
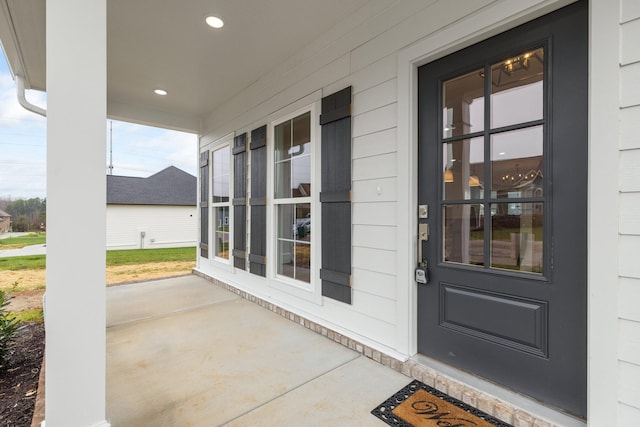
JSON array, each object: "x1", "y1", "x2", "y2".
[
  {"x1": 212, "y1": 145, "x2": 231, "y2": 260},
  {"x1": 274, "y1": 111, "x2": 312, "y2": 283}
]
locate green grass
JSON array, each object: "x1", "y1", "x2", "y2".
[
  {"x1": 9, "y1": 308, "x2": 44, "y2": 323},
  {"x1": 0, "y1": 246, "x2": 196, "y2": 271},
  {"x1": 0, "y1": 255, "x2": 46, "y2": 271},
  {"x1": 0, "y1": 233, "x2": 46, "y2": 249},
  {"x1": 106, "y1": 246, "x2": 196, "y2": 266}
]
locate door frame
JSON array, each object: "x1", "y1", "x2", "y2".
[{"x1": 394, "y1": 0, "x2": 619, "y2": 424}]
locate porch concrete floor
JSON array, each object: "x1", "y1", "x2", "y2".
[{"x1": 106, "y1": 275, "x2": 409, "y2": 426}]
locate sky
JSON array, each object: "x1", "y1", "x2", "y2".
[{"x1": 0, "y1": 52, "x2": 197, "y2": 200}]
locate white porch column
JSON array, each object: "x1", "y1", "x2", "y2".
[{"x1": 45, "y1": 0, "x2": 109, "y2": 426}]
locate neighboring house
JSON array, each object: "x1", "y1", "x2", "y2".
[
  {"x1": 0, "y1": 209, "x2": 10, "y2": 232},
  {"x1": 1, "y1": 1, "x2": 638, "y2": 426},
  {"x1": 106, "y1": 166, "x2": 197, "y2": 250}
]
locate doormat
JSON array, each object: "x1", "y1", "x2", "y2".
[{"x1": 371, "y1": 380, "x2": 513, "y2": 427}]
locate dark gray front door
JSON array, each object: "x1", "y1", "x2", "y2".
[{"x1": 417, "y1": 2, "x2": 587, "y2": 417}]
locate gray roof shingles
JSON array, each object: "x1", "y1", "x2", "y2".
[{"x1": 107, "y1": 166, "x2": 196, "y2": 206}]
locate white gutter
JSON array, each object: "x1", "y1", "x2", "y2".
[{"x1": 16, "y1": 74, "x2": 46, "y2": 117}]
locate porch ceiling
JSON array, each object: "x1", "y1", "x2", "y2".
[{"x1": 0, "y1": 0, "x2": 369, "y2": 132}]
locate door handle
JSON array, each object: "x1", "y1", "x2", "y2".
[
  {"x1": 416, "y1": 223, "x2": 429, "y2": 284},
  {"x1": 418, "y1": 223, "x2": 429, "y2": 265}
]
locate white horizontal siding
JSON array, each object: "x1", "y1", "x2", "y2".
[
  {"x1": 619, "y1": 319, "x2": 640, "y2": 365},
  {"x1": 352, "y1": 78, "x2": 396, "y2": 116},
  {"x1": 352, "y1": 178, "x2": 397, "y2": 203},
  {"x1": 621, "y1": 106, "x2": 640, "y2": 150},
  {"x1": 352, "y1": 103, "x2": 397, "y2": 137},
  {"x1": 106, "y1": 205, "x2": 197, "y2": 250},
  {"x1": 620, "y1": 402, "x2": 640, "y2": 426},
  {"x1": 620, "y1": 62, "x2": 640, "y2": 108},
  {"x1": 620, "y1": 18, "x2": 640, "y2": 65},
  {"x1": 620, "y1": 149, "x2": 640, "y2": 192},
  {"x1": 353, "y1": 152, "x2": 397, "y2": 180},
  {"x1": 353, "y1": 224, "x2": 397, "y2": 250},
  {"x1": 352, "y1": 202, "x2": 396, "y2": 226},
  {"x1": 353, "y1": 128, "x2": 397, "y2": 159},
  {"x1": 619, "y1": 236, "x2": 640, "y2": 279},
  {"x1": 326, "y1": 54, "x2": 397, "y2": 98},
  {"x1": 619, "y1": 361, "x2": 640, "y2": 409},
  {"x1": 619, "y1": 193, "x2": 640, "y2": 235},
  {"x1": 351, "y1": 267, "x2": 396, "y2": 300},
  {"x1": 351, "y1": 0, "x2": 492, "y2": 72},
  {"x1": 353, "y1": 246, "x2": 396, "y2": 275},
  {"x1": 621, "y1": 0, "x2": 640, "y2": 23},
  {"x1": 619, "y1": 1, "x2": 640, "y2": 419},
  {"x1": 619, "y1": 278, "x2": 640, "y2": 322}
]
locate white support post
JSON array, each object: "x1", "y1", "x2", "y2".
[{"x1": 45, "y1": 0, "x2": 109, "y2": 426}]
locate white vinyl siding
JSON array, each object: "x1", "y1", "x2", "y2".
[
  {"x1": 619, "y1": 0, "x2": 640, "y2": 421},
  {"x1": 106, "y1": 205, "x2": 197, "y2": 250}
]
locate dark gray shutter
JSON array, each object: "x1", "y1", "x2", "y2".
[
  {"x1": 320, "y1": 86, "x2": 352, "y2": 304},
  {"x1": 232, "y1": 133, "x2": 247, "y2": 270},
  {"x1": 199, "y1": 151, "x2": 209, "y2": 258},
  {"x1": 249, "y1": 125, "x2": 267, "y2": 277}
]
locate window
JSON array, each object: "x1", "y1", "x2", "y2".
[
  {"x1": 274, "y1": 112, "x2": 312, "y2": 283},
  {"x1": 199, "y1": 151, "x2": 209, "y2": 258},
  {"x1": 212, "y1": 145, "x2": 230, "y2": 260},
  {"x1": 441, "y1": 47, "x2": 545, "y2": 274}
]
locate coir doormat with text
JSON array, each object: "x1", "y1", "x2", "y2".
[{"x1": 371, "y1": 380, "x2": 513, "y2": 427}]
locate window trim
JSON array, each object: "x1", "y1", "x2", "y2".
[
  {"x1": 211, "y1": 144, "x2": 231, "y2": 262},
  {"x1": 268, "y1": 103, "x2": 321, "y2": 295},
  {"x1": 204, "y1": 133, "x2": 234, "y2": 267}
]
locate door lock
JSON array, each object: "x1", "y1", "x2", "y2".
[{"x1": 415, "y1": 265, "x2": 429, "y2": 284}]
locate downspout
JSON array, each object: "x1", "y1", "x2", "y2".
[{"x1": 16, "y1": 74, "x2": 46, "y2": 117}]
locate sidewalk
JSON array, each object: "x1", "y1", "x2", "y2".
[
  {"x1": 0, "y1": 243, "x2": 46, "y2": 258},
  {"x1": 106, "y1": 275, "x2": 410, "y2": 426}
]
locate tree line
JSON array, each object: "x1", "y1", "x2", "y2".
[{"x1": 0, "y1": 197, "x2": 46, "y2": 232}]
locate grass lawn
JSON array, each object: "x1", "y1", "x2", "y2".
[
  {"x1": 0, "y1": 246, "x2": 197, "y2": 294},
  {"x1": 0, "y1": 233, "x2": 46, "y2": 249},
  {"x1": 0, "y1": 246, "x2": 196, "y2": 271}
]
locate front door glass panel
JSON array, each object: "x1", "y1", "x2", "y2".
[
  {"x1": 443, "y1": 137, "x2": 484, "y2": 200},
  {"x1": 490, "y1": 202, "x2": 543, "y2": 273},
  {"x1": 491, "y1": 126, "x2": 544, "y2": 197},
  {"x1": 440, "y1": 47, "x2": 545, "y2": 274},
  {"x1": 442, "y1": 69, "x2": 484, "y2": 138},
  {"x1": 491, "y1": 48, "x2": 544, "y2": 128}
]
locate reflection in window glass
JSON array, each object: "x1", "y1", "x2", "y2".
[
  {"x1": 277, "y1": 203, "x2": 311, "y2": 283},
  {"x1": 274, "y1": 110, "x2": 312, "y2": 284},
  {"x1": 491, "y1": 48, "x2": 544, "y2": 129},
  {"x1": 443, "y1": 137, "x2": 484, "y2": 200},
  {"x1": 214, "y1": 206, "x2": 229, "y2": 259},
  {"x1": 212, "y1": 146, "x2": 230, "y2": 203},
  {"x1": 491, "y1": 203, "x2": 543, "y2": 273},
  {"x1": 443, "y1": 204, "x2": 484, "y2": 266},
  {"x1": 275, "y1": 112, "x2": 311, "y2": 198},
  {"x1": 442, "y1": 69, "x2": 484, "y2": 138},
  {"x1": 491, "y1": 126, "x2": 543, "y2": 198}
]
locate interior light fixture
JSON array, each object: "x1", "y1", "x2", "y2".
[
  {"x1": 154, "y1": 89, "x2": 168, "y2": 96},
  {"x1": 205, "y1": 15, "x2": 224, "y2": 28},
  {"x1": 444, "y1": 169, "x2": 454, "y2": 183}
]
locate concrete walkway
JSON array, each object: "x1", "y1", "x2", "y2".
[
  {"x1": 106, "y1": 275, "x2": 410, "y2": 426},
  {"x1": 0, "y1": 243, "x2": 47, "y2": 258}
]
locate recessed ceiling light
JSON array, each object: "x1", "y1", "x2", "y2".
[
  {"x1": 154, "y1": 89, "x2": 168, "y2": 96},
  {"x1": 205, "y1": 15, "x2": 224, "y2": 29}
]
